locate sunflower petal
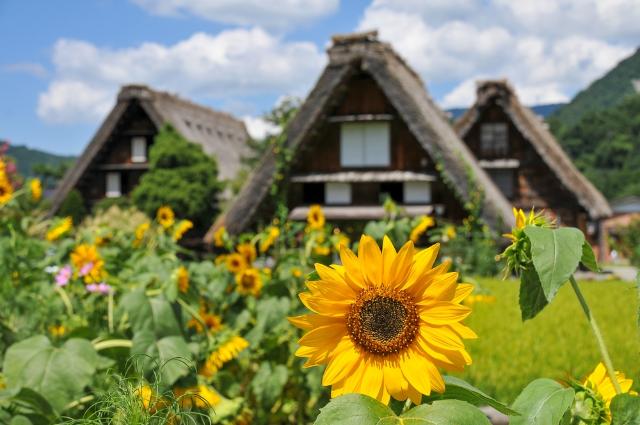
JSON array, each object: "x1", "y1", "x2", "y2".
[
  {"x1": 358, "y1": 235, "x2": 383, "y2": 286},
  {"x1": 419, "y1": 302, "x2": 471, "y2": 324},
  {"x1": 382, "y1": 236, "x2": 397, "y2": 285},
  {"x1": 452, "y1": 283, "x2": 474, "y2": 304}
]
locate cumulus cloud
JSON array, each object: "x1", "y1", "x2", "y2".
[
  {"x1": 359, "y1": 0, "x2": 636, "y2": 107},
  {"x1": 131, "y1": 0, "x2": 339, "y2": 29},
  {"x1": 243, "y1": 116, "x2": 280, "y2": 140},
  {"x1": 37, "y1": 27, "x2": 325, "y2": 123}
]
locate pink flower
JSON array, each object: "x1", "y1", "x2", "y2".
[
  {"x1": 79, "y1": 262, "x2": 94, "y2": 277},
  {"x1": 86, "y1": 282, "x2": 112, "y2": 295},
  {"x1": 55, "y1": 265, "x2": 72, "y2": 287}
]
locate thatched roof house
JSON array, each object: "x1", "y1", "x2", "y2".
[
  {"x1": 454, "y1": 80, "x2": 611, "y2": 228},
  {"x1": 206, "y1": 31, "x2": 514, "y2": 240},
  {"x1": 50, "y1": 84, "x2": 249, "y2": 212}
]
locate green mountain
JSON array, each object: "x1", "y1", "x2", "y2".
[
  {"x1": 6, "y1": 144, "x2": 75, "y2": 179},
  {"x1": 550, "y1": 48, "x2": 640, "y2": 128}
]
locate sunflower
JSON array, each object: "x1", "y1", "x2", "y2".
[
  {"x1": 236, "y1": 242, "x2": 257, "y2": 264},
  {"x1": 584, "y1": 362, "x2": 636, "y2": 410},
  {"x1": 177, "y1": 266, "x2": 189, "y2": 293},
  {"x1": 289, "y1": 235, "x2": 476, "y2": 405},
  {"x1": 133, "y1": 222, "x2": 150, "y2": 247},
  {"x1": 200, "y1": 336, "x2": 249, "y2": 377},
  {"x1": 70, "y1": 243, "x2": 106, "y2": 283},
  {"x1": 225, "y1": 253, "x2": 247, "y2": 274},
  {"x1": 213, "y1": 226, "x2": 227, "y2": 247},
  {"x1": 410, "y1": 215, "x2": 435, "y2": 243},
  {"x1": 30, "y1": 178, "x2": 42, "y2": 201},
  {"x1": 188, "y1": 311, "x2": 223, "y2": 333},
  {"x1": 0, "y1": 176, "x2": 13, "y2": 205},
  {"x1": 174, "y1": 385, "x2": 221, "y2": 409},
  {"x1": 49, "y1": 324, "x2": 66, "y2": 337},
  {"x1": 46, "y1": 217, "x2": 73, "y2": 241},
  {"x1": 235, "y1": 268, "x2": 262, "y2": 297},
  {"x1": 156, "y1": 206, "x2": 175, "y2": 229},
  {"x1": 307, "y1": 204, "x2": 325, "y2": 230},
  {"x1": 172, "y1": 219, "x2": 193, "y2": 241},
  {"x1": 259, "y1": 226, "x2": 280, "y2": 253},
  {"x1": 314, "y1": 245, "x2": 331, "y2": 256}
]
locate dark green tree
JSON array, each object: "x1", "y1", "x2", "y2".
[
  {"x1": 58, "y1": 189, "x2": 87, "y2": 224},
  {"x1": 132, "y1": 125, "x2": 222, "y2": 229}
]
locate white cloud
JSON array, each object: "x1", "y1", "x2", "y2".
[
  {"x1": 359, "y1": 0, "x2": 636, "y2": 107},
  {"x1": 243, "y1": 116, "x2": 280, "y2": 140},
  {"x1": 38, "y1": 27, "x2": 325, "y2": 123},
  {"x1": 2, "y1": 62, "x2": 48, "y2": 78},
  {"x1": 131, "y1": 0, "x2": 339, "y2": 29}
]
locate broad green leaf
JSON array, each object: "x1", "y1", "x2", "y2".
[
  {"x1": 580, "y1": 242, "x2": 600, "y2": 272},
  {"x1": 314, "y1": 394, "x2": 395, "y2": 425},
  {"x1": 519, "y1": 267, "x2": 549, "y2": 321},
  {"x1": 251, "y1": 362, "x2": 289, "y2": 409},
  {"x1": 611, "y1": 393, "x2": 640, "y2": 425},
  {"x1": 511, "y1": 378, "x2": 575, "y2": 425},
  {"x1": 3, "y1": 336, "x2": 99, "y2": 413},
  {"x1": 393, "y1": 400, "x2": 492, "y2": 425},
  {"x1": 120, "y1": 288, "x2": 181, "y2": 337},
  {"x1": 428, "y1": 376, "x2": 518, "y2": 415},
  {"x1": 130, "y1": 332, "x2": 191, "y2": 385},
  {"x1": 10, "y1": 416, "x2": 32, "y2": 425},
  {"x1": 524, "y1": 226, "x2": 584, "y2": 301},
  {"x1": 246, "y1": 297, "x2": 290, "y2": 345}
]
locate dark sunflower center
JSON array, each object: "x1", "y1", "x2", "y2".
[
  {"x1": 347, "y1": 287, "x2": 419, "y2": 356},
  {"x1": 241, "y1": 276, "x2": 254, "y2": 288}
]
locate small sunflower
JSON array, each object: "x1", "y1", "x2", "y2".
[
  {"x1": 172, "y1": 219, "x2": 193, "y2": 241},
  {"x1": 49, "y1": 324, "x2": 66, "y2": 337},
  {"x1": 236, "y1": 242, "x2": 257, "y2": 264},
  {"x1": 584, "y1": 362, "x2": 636, "y2": 410},
  {"x1": 174, "y1": 385, "x2": 221, "y2": 409},
  {"x1": 500, "y1": 208, "x2": 551, "y2": 275},
  {"x1": 213, "y1": 226, "x2": 227, "y2": 247},
  {"x1": 133, "y1": 222, "x2": 150, "y2": 247},
  {"x1": 289, "y1": 235, "x2": 476, "y2": 405},
  {"x1": 156, "y1": 206, "x2": 175, "y2": 229},
  {"x1": 0, "y1": 176, "x2": 13, "y2": 205},
  {"x1": 235, "y1": 268, "x2": 262, "y2": 297},
  {"x1": 410, "y1": 215, "x2": 435, "y2": 243},
  {"x1": 188, "y1": 310, "x2": 223, "y2": 333},
  {"x1": 259, "y1": 226, "x2": 280, "y2": 253},
  {"x1": 200, "y1": 336, "x2": 249, "y2": 377},
  {"x1": 225, "y1": 253, "x2": 247, "y2": 274},
  {"x1": 46, "y1": 217, "x2": 73, "y2": 241},
  {"x1": 307, "y1": 204, "x2": 325, "y2": 230},
  {"x1": 313, "y1": 245, "x2": 331, "y2": 256},
  {"x1": 71, "y1": 243, "x2": 106, "y2": 283},
  {"x1": 177, "y1": 266, "x2": 189, "y2": 293},
  {"x1": 30, "y1": 178, "x2": 42, "y2": 201}
]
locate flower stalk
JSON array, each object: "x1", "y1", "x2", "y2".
[
  {"x1": 569, "y1": 275, "x2": 622, "y2": 395},
  {"x1": 92, "y1": 339, "x2": 132, "y2": 351}
]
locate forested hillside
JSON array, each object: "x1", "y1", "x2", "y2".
[{"x1": 6, "y1": 144, "x2": 75, "y2": 178}]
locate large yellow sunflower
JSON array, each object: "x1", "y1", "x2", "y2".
[{"x1": 289, "y1": 235, "x2": 476, "y2": 405}]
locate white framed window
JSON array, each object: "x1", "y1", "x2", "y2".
[
  {"x1": 131, "y1": 137, "x2": 147, "y2": 163},
  {"x1": 403, "y1": 181, "x2": 431, "y2": 204},
  {"x1": 325, "y1": 182, "x2": 352, "y2": 205},
  {"x1": 106, "y1": 172, "x2": 121, "y2": 198},
  {"x1": 480, "y1": 123, "x2": 508, "y2": 156},
  {"x1": 340, "y1": 122, "x2": 390, "y2": 167},
  {"x1": 489, "y1": 169, "x2": 515, "y2": 199}
]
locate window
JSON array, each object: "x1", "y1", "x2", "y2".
[
  {"x1": 340, "y1": 122, "x2": 390, "y2": 167},
  {"x1": 106, "y1": 172, "x2": 121, "y2": 198},
  {"x1": 489, "y1": 169, "x2": 515, "y2": 199},
  {"x1": 325, "y1": 182, "x2": 351, "y2": 205},
  {"x1": 131, "y1": 137, "x2": 147, "y2": 163},
  {"x1": 380, "y1": 182, "x2": 403, "y2": 203},
  {"x1": 403, "y1": 181, "x2": 431, "y2": 204},
  {"x1": 303, "y1": 183, "x2": 325, "y2": 204},
  {"x1": 480, "y1": 123, "x2": 508, "y2": 156}
]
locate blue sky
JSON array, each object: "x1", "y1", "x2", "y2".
[{"x1": 1, "y1": 0, "x2": 638, "y2": 155}]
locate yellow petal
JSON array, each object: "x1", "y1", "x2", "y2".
[
  {"x1": 358, "y1": 235, "x2": 383, "y2": 286},
  {"x1": 298, "y1": 324, "x2": 346, "y2": 348},
  {"x1": 399, "y1": 348, "x2": 432, "y2": 396},
  {"x1": 299, "y1": 292, "x2": 349, "y2": 317},
  {"x1": 422, "y1": 272, "x2": 459, "y2": 302},
  {"x1": 322, "y1": 338, "x2": 360, "y2": 386},
  {"x1": 452, "y1": 284, "x2": 474, "y2": 304},
  {"x1": 419, "y1": 302, "x2": 471, "y2": 325},
  {"x1": 382, "y1": 236, "x2": 397, "y2": 285},
  {"x1": 339, "y1": 245, "x2": 367, "y2": 291},
  {"x1": 388, "y1": 241, "x2": 414, "y2": 289},
  {"x1": 357, "y1": 357, "x2": 384, "y2": 398}
]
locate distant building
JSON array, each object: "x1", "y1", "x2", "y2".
[
  {"x1": 454, "y1": 80, "x2": 611, "y2": 253},
  {"x1": 207, "y1": 31, "x2": 515, "y2": 240},
  {"x1": 602, "y1": 196, "x2": 640, "y2": 261},
  {"x1": 50, "y1": 85, "x2": 249, "y2": 212}
]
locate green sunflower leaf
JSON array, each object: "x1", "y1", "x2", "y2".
[
  {"x1": 396, "y1": 400, "x2": 492, "y2": 424},
  {"x1": 580, "y1": 241, "x2": 600, "y2": 272},
  {"x1": 510, "y1": 378, "x2": 575, "y2": 425},
  {"x1": 427, "y1": 376, "x2": 519, "y2": 415},
  {"x1": 314, "y1": 394, "x2": 395, "y2": 425},
  {"x1": 524, "y1": 226, "x2": 584, "y2": 302},
  {"x1": 519, "y1": 267, "x2": 549, "y2": 321},
  {"x1": 611, "y1": 393, "x2": 640, "y2": 425}
]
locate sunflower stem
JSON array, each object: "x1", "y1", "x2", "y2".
[
  {"x1": 93, "y1": 339, "x2": 132, "y2": 351},
  {"x1": 569, "y1": 275, "x2": 622, "y2": 394}
]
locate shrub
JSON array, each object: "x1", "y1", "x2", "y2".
[
  {"x1": 58, "y1": 188, "x2": 87, "y2": 223},
  {"x1": 93, "y1": 196, "x2": 133, "y2": 213},
  {"x1": 132, "y1": 125, "x2": 222, "y2": 230}
]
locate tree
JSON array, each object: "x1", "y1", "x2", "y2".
[{"x1": 132, "y1": 125, "x2": 222, "y2": 230}]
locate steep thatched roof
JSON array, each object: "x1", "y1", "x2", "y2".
[
  {"x1": 455, "y1": 80, "x2": 612, "y2": 219},
  {"x1": 50, "y1": 84, "x2": 249, "y2": 213},
  {"x1": 205, "y1": 31, "x2": 514, "y2": 240}
]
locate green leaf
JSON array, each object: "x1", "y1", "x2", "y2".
[
  {"x1": 524, "y1": 226, "x2": 584, "y2": 301},
  {"x1": 314, "y1": 394, "x2": 395, "y2": 425},
  {"x1": 395, "y1": 400, "x2": 492, "y2": 424},
  {"x1": 519, "y1": 267, "x2": 549, "y2": 321},
  {"x1": 130, "y1": 332, "x2": 191, "y2": 385},
  {"x1": 611, "y1": 393, "x2": 640, "y2": 425},
  {"x1": 428, "y1": 376, "x2": 518, "y2": 415},
  {"x1": 120, "y1": 288, "x2": 181, "y2": 337},
  {"x1": 251, "y1": 362, "x2": 289, "y2": 409},
  {"x1": 510, "y1": 378, "x2": 575, "y2": 425},
  {"x1": 580, "y1": 242, "x2": 600, "y2": 272},
  {"x1": 3, "y1": 335, "x2": 99, "y2": 413}
]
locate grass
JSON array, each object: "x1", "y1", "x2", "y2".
[{"x1": 454, "y1": 278, "x2": 640, "y2": 404}]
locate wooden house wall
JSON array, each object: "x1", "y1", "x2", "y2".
[
  {"x1": 75, "y1": 101, "x2": 157, "y2": 207},
  {"x1": 287, "y1": 73, "x2": 467, "y2": 220},
  {"x1": 462, "y1": 103, "x2": 587, "y2": 228}
]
